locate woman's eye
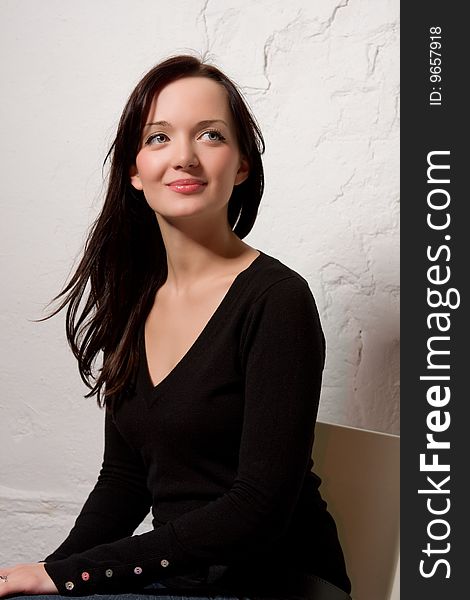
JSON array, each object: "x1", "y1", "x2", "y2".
[
  {"x1": 201, "y1": 129, "x2": 226, "y2": 142},
  {"x1": 144, "y1": 129, "x2": 225, "y2": 146},
  {"x1": 145, "y1": 133, "x2": 168, "y2": 145}
]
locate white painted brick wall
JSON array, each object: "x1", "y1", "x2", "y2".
[{"x1": 0, "y1": 0, "x2": 399, "y2": 565}]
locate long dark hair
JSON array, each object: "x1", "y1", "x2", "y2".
[{"x1": 44, "y1": 53, "x2": 265, "y2": 410}]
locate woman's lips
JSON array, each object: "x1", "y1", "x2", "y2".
[{"x1": 168, "y1": 179, "x2": 207, "y2": 194}]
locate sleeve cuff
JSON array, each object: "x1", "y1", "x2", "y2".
[{"x1": 43, "y1": 524, "x2": 190, "y2": 595}]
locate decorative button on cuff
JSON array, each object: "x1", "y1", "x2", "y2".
[
  {"x1": 65, "y1": 581, "x2": 74, "y2": 591},
  {"x1": 133, "y1": 567, "x2": 143, "y2": 575},
  {"x1": 105, "y1": 569, "x2": 113, "y2": 578},
  {"x1": 160, "y1": 559, "x2": 169, "y2": 567},
  {"x1": 81, "y1": 572, "x2": 90, "y2": 581}
]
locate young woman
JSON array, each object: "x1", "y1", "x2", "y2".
[{"x1": 0, "y1": 54, "x2": 351, "y2": 600}]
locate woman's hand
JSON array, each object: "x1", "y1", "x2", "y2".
[{"x1": 0, "y1": 563, "x2": 58, "y2": 597}]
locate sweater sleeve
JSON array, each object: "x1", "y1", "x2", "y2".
[
  {"x1": 44, "y1": 408, "x2": 152, "y2": 562},
  {"x1": 44, "y1": 275, "x2": 326, "y2": 596}
]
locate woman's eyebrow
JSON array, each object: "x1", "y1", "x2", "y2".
[{"x1": 143, "y1": 119, "x2": 229, "y2": 130}]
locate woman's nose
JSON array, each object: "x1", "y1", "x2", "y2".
[{"x1": 172, "y1": 137, "x2": 199, "y2": 169}]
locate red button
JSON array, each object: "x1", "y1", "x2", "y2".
[{"x1": 81, "y1": 572, "x2": 90, "y2": 581}]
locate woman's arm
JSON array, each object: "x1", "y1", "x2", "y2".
[
  {"x1": 44, "y1": 407, "x2": 152, "y2": 561},
  {"x1": 0, "y1": 409, "x2": 152, "y2": 597},
  {"x1": 42, "y1": 275, "x2": 325, "y2": 596}
]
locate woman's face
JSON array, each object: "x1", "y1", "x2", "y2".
[{"x1": 130, "y1": 76, "x2": 249, "y2": 223}]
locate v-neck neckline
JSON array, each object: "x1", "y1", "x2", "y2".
[{"x1": 140, "y1": 250, "x2": 267, "y2": 398}]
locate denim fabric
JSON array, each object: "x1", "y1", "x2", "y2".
[{"x1": 6, "y1": 595, "x2": 258, "y2": 600}]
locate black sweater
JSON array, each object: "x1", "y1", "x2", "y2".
[{"x1": 43, "y1": 250, "x2": 351, "y2": 597}]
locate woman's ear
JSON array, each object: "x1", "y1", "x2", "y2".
[
  {"x1": 130, "y1": 165, "x2": 143, "y2": 191},
  {"x1": 234, "y1": 156, "x2": 250, "y2": 186}
]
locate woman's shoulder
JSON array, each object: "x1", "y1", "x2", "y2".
[
  {"x1": 239, "y1": 251, "x2": 325, "y2": 366},
  {"x1": 248, "y1": 250, "x2": 314, "y2": 302}
]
